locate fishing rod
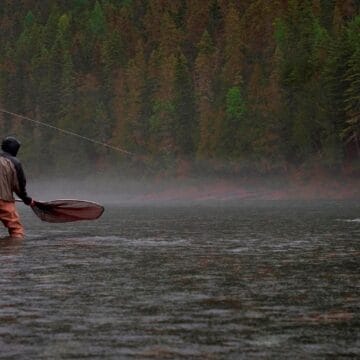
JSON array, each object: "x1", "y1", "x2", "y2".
[{"x1": 0, "y1": 108, "x2": 134, "y2": 156}]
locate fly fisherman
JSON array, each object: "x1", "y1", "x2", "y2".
[{"x1": 0, "y1": 136, "x2": 33, "y2": 238}]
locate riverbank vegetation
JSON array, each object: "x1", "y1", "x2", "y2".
[{"x1": 0, "y1": 0, "x2": 359, "y2": 179}]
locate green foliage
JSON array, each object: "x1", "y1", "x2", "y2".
[
  {"x1": 101, "y1": 29, "x2": 125, "y2": 74},
  {"x1": 24, "y1": 11, "x2": 35, "y2": 28},
  {"x1": 121, "y1": 0, "x2": 133, "y2": 7},
  {"x1": 58, "y1": 13, "x2": 70, "y2": 34},
  {"x1": 0, "y1": 0, "x2": 358, "y2": 175},
  {"x1": 216, "y1": 86, "x2": 248, "y2": 159},
  {"x1": 197, "y1": 30, "x2": 214, "y2": 55},
  {"x1": 274, "y1": 18, "x2": 286, "y2": 45},
  {"x1": 74, "y1": 0, "x2": 89, "y2": 9},
  {"x1": 343, "y1": 19, "x2": 360, "y2": 152},
  {"x1": 226, "y1": 87, "x2": 246, "y2": 119},
  {"x1": 89, "y1": 1, "x2": 106, "y2": 36}
]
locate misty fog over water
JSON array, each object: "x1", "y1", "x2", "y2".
[{"x1": 25, "y1": 173, "x2": 360, "y2": 206}]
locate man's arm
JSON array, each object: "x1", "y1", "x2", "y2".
[{"x1": 14, "y1": 161, "x2": 32, "y2": 205}]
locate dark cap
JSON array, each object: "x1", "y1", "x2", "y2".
[{"x1": 1, "y1": 136, "x2": 21, "y2": 156}]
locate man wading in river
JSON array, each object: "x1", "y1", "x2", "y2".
[{"x1": 0, "y1": 136, "x2": 33, "y2": 238}]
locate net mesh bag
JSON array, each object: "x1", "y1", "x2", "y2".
[{"x1": 31, "y1": 200, "x2": 104, "y2": 223}]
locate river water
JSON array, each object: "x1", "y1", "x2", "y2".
[{"x1": 0, "y1": 201, "x2": 359, "y2": 359}]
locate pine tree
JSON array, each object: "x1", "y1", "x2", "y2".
[
  {"x1": 111, "y1": 35, "x2": 149, "y2": 156},
  {"x1": 89, "y1": 1, "x2": 106, "y2": 37},
  {"x1": 343, "y1": 47, "x2": 360, "y2": 157},
  {"x1": 216, "y1": 85, "x2": 247, "y2": 159},
  {"x1": 194, "y1": 30, "x2": 217, "y2": 158},
  {"x1": 221, "y1": 1, "x2": 243, "y2": 88},
  {"x1": 174, "y1": 52, "x2": 197, "y2": 156},
  {"x1": 0, "y1": 0, "x2": 358, "y2": 174},
  {"x1": 146, "y1": 8, "x2": 183, "y2": 159},
  {"x1": 184, "y1": 0, "x2": 210, "y2": 60},
  {"x1": 59, "y1": 50, "x2": 75, "y2": 122},
  {"x1": 148, "y1": 49, "x2": 178, "y2": 156},
  {"x1": 275, "y1": 0, "x2": 327, "y2": 161},
  {"x1": 343, "y1": 16, "x2": 360, "y2": 157},
  {"x1": 13, "y1": 10, "x2": 43, "y2": 115}
]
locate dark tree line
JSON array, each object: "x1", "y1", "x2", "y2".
[{"x1": 0, "y1": 0, "x2": 359, "y2": 176}]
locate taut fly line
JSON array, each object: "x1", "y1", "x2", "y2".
[{"x1": 0, "y1": 108, "x2": 134, "y2": 156}]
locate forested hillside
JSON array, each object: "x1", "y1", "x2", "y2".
[{"x1": 0, "y1": 0, "x2": 359, "y2": 177}]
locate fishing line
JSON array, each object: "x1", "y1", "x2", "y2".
[{"x1": 0, "y1": 108, "x2": 134, "y2": 156}]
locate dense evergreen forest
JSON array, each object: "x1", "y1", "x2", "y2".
[{"x1": 0, "y1": 0, "x2": 359, "y2": 177}]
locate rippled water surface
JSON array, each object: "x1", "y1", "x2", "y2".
[{"x1": 0, "y1": 201, "x2": 359, "y2": 359}]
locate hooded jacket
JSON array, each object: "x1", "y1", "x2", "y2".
[{"x1": 0, "y1": 137, "x2": 32, "y2": 204}]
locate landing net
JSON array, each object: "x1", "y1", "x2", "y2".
[{"x1": 31, "y1": 199, "x2": 104, "y2": 223}]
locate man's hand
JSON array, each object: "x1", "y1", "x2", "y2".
[{"x1": 23, "y1": 196, "x2": 33, "y2": 206}]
